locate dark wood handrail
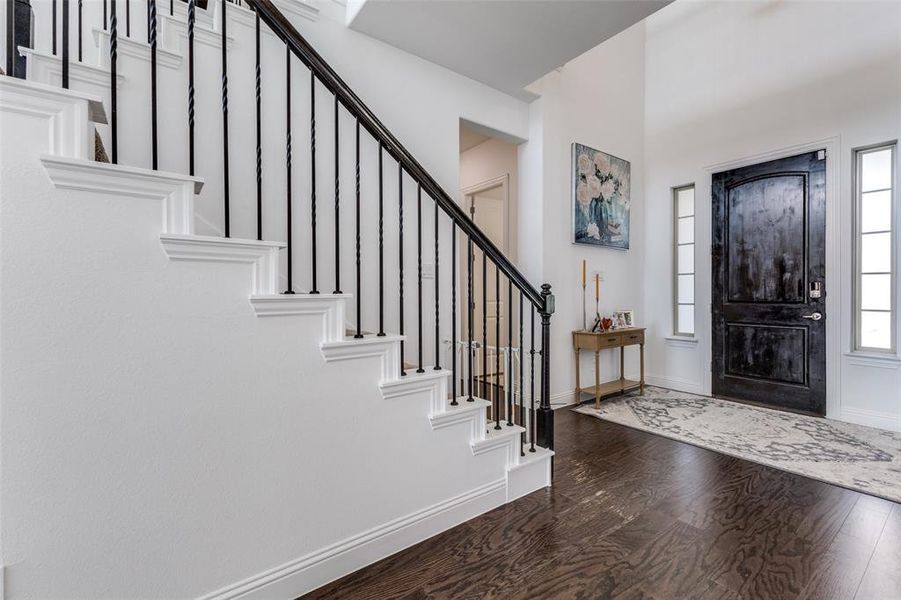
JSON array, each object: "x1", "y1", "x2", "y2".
[{"x1": 245, "y1": 0, "x2": 546, "y2": 310}]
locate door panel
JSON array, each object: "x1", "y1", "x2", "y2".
[{"x1": 712, "y1": 151, "x2": 827, "y2": 415}]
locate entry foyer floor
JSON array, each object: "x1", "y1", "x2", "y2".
[{"x1": 302, "y1": 408, "x2": 901, "y2": 599}]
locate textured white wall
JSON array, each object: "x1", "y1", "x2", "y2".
[
  {"x1": 642, "y1": 0, "x2": 901, "y2": 429},
  {"x1": 521, "y1": 23, "x2": 647, "y2": 406}
]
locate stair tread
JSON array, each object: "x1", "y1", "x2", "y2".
[
  {"x1": 323, "y1": 334, "x2": 405, "y2": 347},
  {"x1": 43, "y1": 154, "x2": 203, "y2": 192},
  {"x1": 161, "y1": 233, "x2": 285, "y2": 248}
]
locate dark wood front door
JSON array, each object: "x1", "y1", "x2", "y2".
[{"x1": 712, "y1": 151, "x2": 826, "y2": 415}]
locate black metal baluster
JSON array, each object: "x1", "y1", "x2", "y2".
[
  {"x1": 284, "y1": 45, "x2": 294, "y2": 294},
  {"x1": 519, "y1": 291, "x2": 524, "y2": 455},
  {"x1": 377, "y1": 143, "x2": 385, "y2": 335},
  {"x1": 333, "y1": 95, "x2": 341, "y2": 294},
  {"x1": 416, "y1": 184, "x2": 424, "y2": 373},
  {"x1": 51, "y1": 0, "x2": 56, "y2": 55},
  {"x1": 76, "y1": 0, "x2": 81, "y2": 61},
  {"x1": 467, "y1": 237, "x2": 474, "y2": 402},
  {"x1": 109, "y1": 0, "x2": 117, "y2": 163},
  {"x1": 398, "y1": 163, "x2": 405, "y2": 376},
  {"x1": 530, "y1": 306, "x2": 536, "y2": 452},
  {"x1": 219, "y1": 0, "x2": 228, "y2": 233},
  {"x1": 103, "y1": 0, "x2": 107, "y2": 29},
  {"x1": 5, "y1": 0, "x2": 13, "y2": 76},
  {"x1": 433, "y1": 201, "x2": 440, "y2": 370},
  {"x1": 310, "y1": 71, "x2": 318, "y2": 293},
  {"x1": 187, "y1": 0, "x2": 195, "y2": 174},
  {"x1": 494, "y1": 262, "x2": 500, "y2": 430},
  {"x1": 506, "y1": 278, "x2": 513, "y2": 426},
  {"x1": 149, "y1": 0, "x2": 158, "y2": 169},
  {"x1": 539, "y1": 284, "x2": 554, "y2": 452},
  {"x1": 61, "y1": 0, "x2": 69, "y2": 87},
  {"x1": 354, "y1": 118, "x2": 362, "y2": 338},
  {"x1": 481, "y1": 251, "x2": 487, "y2": 400},
  {"x1": 450, "y1": 225, "x2": 457, "y2": 405},
  {"x1": 169, "y1": 0, "x2": 172, "y2": 16},
  {"x1": 253, "y1": 9, "x2": 260, "y2": 237},
  {"x1": 125, "y1": 0, "x2": 129, "y2": 37}
]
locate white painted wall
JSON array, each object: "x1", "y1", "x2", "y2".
[
  {"x1": 521, "y1": 23, "x2": 647, "y2": 406},
  {"x1": 642, "y1": 0, "x2": 901, "y2": 430}
]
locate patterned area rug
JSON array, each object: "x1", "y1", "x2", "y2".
[{"x1": 574, "y1": 387, "x2": 901, "y2": 503}]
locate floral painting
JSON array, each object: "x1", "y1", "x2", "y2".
[{"x1": 572, "y1": 143, "x2": 630, "y2": 249}]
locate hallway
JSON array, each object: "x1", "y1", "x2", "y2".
[{"x1": 303, "y1": 407, "x2": 901, "y2": 599}]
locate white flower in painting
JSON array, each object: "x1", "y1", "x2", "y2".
[
  {"x1": 600, "y1": 179, "x2": 615, "y2": 200},
  {"x1": 576, "y1": 182, "x2": 591, "y2": 212},
  {"x1": 586, "y1": 221, "x2": 601, "y2": 240},
  {"x1": 611, "y1": 161, "x2": 628, "y2": 184},
  {"x1": 578, "y1": 153, "x2": 592, "y2": 175},
  {"x1": 593, "y1": 152, "x2": 610, "y2": 175},
  {"x1": 587, "y1": 175, "x2": 601, "y2": 198}
]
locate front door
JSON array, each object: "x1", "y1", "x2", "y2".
[{"x1": 711, "y1": 150, "x2": 827, "y2": 415}]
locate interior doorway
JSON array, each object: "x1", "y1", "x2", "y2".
[{"x1": 459, "y1": 121, "x2": 519, "y2": 402}]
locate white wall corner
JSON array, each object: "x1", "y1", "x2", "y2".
[{"x1": 0, "y1": 77, "x2": 105, "y2": 160}]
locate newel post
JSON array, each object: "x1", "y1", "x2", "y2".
[{"x1": 537, "y1": 283, "x2": 554, "y2": 451}]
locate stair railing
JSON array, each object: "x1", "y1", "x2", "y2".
[{"x1": 2, "y1": 0, "x2": 555, "y2": 453}]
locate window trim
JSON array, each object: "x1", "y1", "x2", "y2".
[
  {"x1": 853, "y1": 141, "x2": 898, "y2": 354},
  {"x1": 673, "y1": 183, "x2": 696, "y2": 337}
]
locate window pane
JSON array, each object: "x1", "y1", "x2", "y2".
[
  {"x1": 860, "y1": 310, "x2": 892, "y2": 349},
  {"x1": 861, "y1": 232, "x2": 892, "y2": 273},
  {"x1": 861, "y1": 274, "x2": 892, "y2": 311},
  {"x1": 677, "y1": 304, "x2": 695, "y2": 335},
  {"x1": 677, "y1": 244, "x2": 694, "y2": 274},
  {"x1": 677, "y1": 216, "x2": 694, "y2": 244},
  {"x1": 677, "y1": 188, "x2": 694, "y2": 217},
  {"x1": 861, "y1": 190, "x2": 892, "y2": 233},
  {"x1": 678, "y1": 274, "x2": 694, "y2": 304},
  {"x1": 861, "y1": 148, "x2": 893, "y2": 192}
]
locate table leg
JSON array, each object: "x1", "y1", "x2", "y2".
[
  {"x1": 594, "y1": 350, "x2": 601, "y2": 409},
  {"x1": 620, "y1": 346, "x2": 625, "y2": 386},
  {"x1": 640, "y1": 342, "x2": 645, "y2": 395},
  {"x1": 574, "y1": 348, "x2": 581, "y2": 403}
]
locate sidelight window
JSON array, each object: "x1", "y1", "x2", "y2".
[
  {"x1": 854, "y1": 143, "x2": 897, "y2": 352},
  {"x1": 674, "y1": 185, "x2": 695, "y2": 336}
]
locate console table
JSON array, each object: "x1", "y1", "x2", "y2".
[{"x1": 573, "y1": 328, "x2": 645, "y2": 408}]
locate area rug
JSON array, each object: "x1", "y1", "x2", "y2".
[{"x1": 573, "y1": 387, "x2": 901, "y2": 503}]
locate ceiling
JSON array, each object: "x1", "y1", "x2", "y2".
[{"x1": 347, "y1": 0, "x2": 672, "y2": 100}]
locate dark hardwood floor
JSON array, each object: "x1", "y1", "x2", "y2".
[{"x1": 301, "y1": 407, "x2": 901, "y2": 599}]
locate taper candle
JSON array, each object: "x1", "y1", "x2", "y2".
[
  {"x1": 581, "y1": 259, "x2": 586, "y2": 287},
  {"x1": 595, "y1": 273, "x2": 599, "y2": 301}
]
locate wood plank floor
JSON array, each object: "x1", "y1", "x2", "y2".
[{"x1": 301, "y1": 407, "x2": 901, "y2": 599}]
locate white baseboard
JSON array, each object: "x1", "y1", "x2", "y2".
[
  {"x1": 198, "y1": 479, "x2": 507, "y2": 600},
  {"x1": 645, "y1": 374, "x2": 705, "y2": 395},
  {"x1": 841, "y1": 407, "x2": 901, "y2": 433}
]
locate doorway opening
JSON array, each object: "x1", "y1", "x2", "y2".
[{"x1": 458, "y1": 120, "x2": 519, "y2": 413}]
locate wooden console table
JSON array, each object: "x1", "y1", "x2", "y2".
[{"x1": 573, "y1": 328, "x2": 645, "y2": 408}]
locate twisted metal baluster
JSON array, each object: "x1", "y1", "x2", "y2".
[
  {"x1": 416, "y1": 184, "x2": 424, "y2": 373},
  {"x1": 467, "y1": 237, "x2": 474, "y2": 402},
  {"x1": 451, "y1": 224, "x2": 457, "y2": 405},
  {"x1": 149, "y1": 0, "x2": 158, "y2": 169},
  {"x1": 310, "y1": 71, "x2": 319, "y2": 293},
  {"x1": 507, "y1": 278, "x2": 513, "y2": 426},
  {"x1": 220, "y1": 0, "x2": 229, "y2": 233},
  {"x1": 187, "y1": 0, "x2": 195, "y2": 175},
  {"x1": 333, "y1": 95, "x2": 341, "y2": 294},
  {"x1": 433, "y1": 201, "x2": 440, "y2": 370},
  {"x1": 284, "y1": 45, "x2": 294, "y2": 294},
  {"x1": 398, "y1": 163, "x2": 405, "y2": 376},
  {"x1": 354, "y1": 119, "x2": 362, "y2": 337},
  {"x1": 109, "y1": 0, "x2": 118, "y2": 163},
  {"x1": 377, "y1": 143, "x2": 385, "y2": 335},
  {"x1": 254, "y1": 9, "x2": 261, "y2": 237},
  {"x1": 530, "y1": 307, "x2": 536, "y2": 452}
]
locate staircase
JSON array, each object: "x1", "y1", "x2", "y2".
[{"x1": 0, "y1": 1, "x2": 554, "y2": 597}]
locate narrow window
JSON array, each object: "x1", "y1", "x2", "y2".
[
  {"x1": 855, "y1": 143, "x2": 897, "y2": 352},
  {"x1": 674, "y1": 185, "x2": 695, "y2": 336}
]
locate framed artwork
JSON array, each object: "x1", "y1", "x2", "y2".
[
  {"x1": 572, "y1": 143, "x2": 631, "y2": 249},
  {"x1": 614, "y1": 310, "x2": 635, "y2": 329}
]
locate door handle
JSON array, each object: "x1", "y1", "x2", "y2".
[{"x1": 801, "y1": 312, "x2": 823, "y2": 321}]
